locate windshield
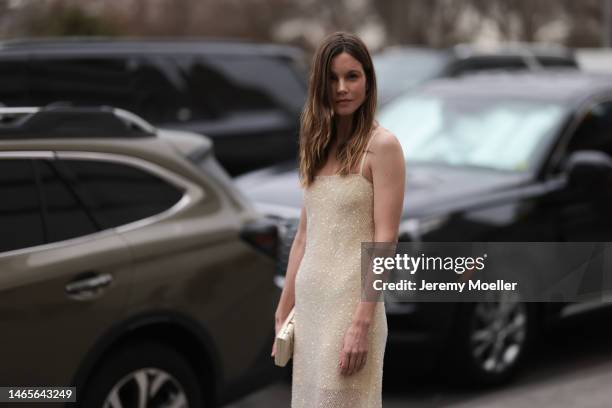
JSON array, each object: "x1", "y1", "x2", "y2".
[
  {"x1": 374, "y1": 51, "x2": 446, "y2": 104},
  {"x1": 377, "y1": 92, "x2": 566, "y2": 172}
]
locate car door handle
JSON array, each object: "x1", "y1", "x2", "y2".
[{"x1": 65, "y1": 271, "x2": 113, "y2": 300}]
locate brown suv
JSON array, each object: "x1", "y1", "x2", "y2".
[{"x1": 0, "y1": 106, "x2": 280, "y2": 407}]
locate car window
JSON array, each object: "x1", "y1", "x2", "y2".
[
  {"x1": 58, "y1": 159, "x2": 184, "y2": 229},
  {"x1": 128, "y1": 57, "x2": 188, "y2": 123},
  {"x1": 0, "y1": 159, "x2": 44, "y2": 253},
  {"x1": 27, "y1": 57, "x2": 138, "y2": 112},
  {"x1": 26, "y1": 56, "x2": 187, "y2": 124},
  {"x1": 536, "y1": 56, "x2": 578, "y2": 68},
  {"x1": 0, "y1": 59, "x2": 29, "y2": 107},
  {"x1": 24, "y1": 54, "x2": 303, "y2": 124},
  {"x1": 36, "y1": 160, "x2": 99, "y2": 243},
  {"x1": 450, "y1": 57, "x2": 528, "y2": 76},
  {"x1": 208, "y1": 55, "x2": 306, "y2": 113},
  {"x1": 184, "y1": 55, "x2": 286, "y2": 115},
  {"x1": 566, "y1": 100, "x2": 612, "y2": 157}
]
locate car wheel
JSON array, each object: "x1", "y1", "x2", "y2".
[
  {"x1": 445, "y1": 293, "x2": 536, "y2": 386},
  {"x1": 80, "y1": 342, "x2": 204, "y2": 408}
]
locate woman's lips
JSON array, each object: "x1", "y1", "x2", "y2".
[{"x1": 336, "y1": 99, "x2": 352, "y2": 104}]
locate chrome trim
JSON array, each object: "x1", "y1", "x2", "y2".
[
  {"x1": 0, "y1": 107, "x2": 40, "y2": 114},
  {"x1": 65, "y1": 272, "x2": 114, "y2": 301},
  {"x1": 65, "y1": 273, "x2": 113, "y2": 294},
  {"x1": 0, "y1": 226, "x2": 119, "y2": 259},
  {"x1": 0, "y1": 151, "x2": 54, "y2": 158},
  {"x1": 561, "y1": 294, "x2": 612, "y2": 318}
]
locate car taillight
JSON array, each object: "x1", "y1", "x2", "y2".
[{"x1": 240, "y1": 219, "x2": 278, "y2": 258}]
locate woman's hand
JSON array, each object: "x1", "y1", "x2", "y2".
[
  {"x1": 339, "y1": 321, "x2": 370, "y2": 375},
  {"x1": 271, "y1": 309, "x2": 290, "y2": 358}
]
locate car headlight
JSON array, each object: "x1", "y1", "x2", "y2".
[{"x1": 399, "y1": 216, "x2": 448, "y2": 241}]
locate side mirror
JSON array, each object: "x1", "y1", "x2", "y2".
[{"x1": 564, "y1": 150, "x2": 612, "y2": 192}]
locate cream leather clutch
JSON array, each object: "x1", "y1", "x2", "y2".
[{"x1": 274, "y1": 308, "x2": 295, "y2": 367}]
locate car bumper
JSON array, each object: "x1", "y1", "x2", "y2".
[{"x1": 384, "y1": 302, "x2": 456, "y2": 372}]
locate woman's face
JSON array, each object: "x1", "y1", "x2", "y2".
[{"x1": 329, "y1": 52, "x2": 367, "y2": 117}]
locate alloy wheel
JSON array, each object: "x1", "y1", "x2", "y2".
[
  {"x1": 469, "y1": 293, "x2": 527, "y2": 374},
  {"x1": 103, "y1": 367, "x2": 189, "y2": 408}
]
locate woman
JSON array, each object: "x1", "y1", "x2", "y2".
[{"x1": 272, "y1": 32, "x2": 405, "y2": 407}]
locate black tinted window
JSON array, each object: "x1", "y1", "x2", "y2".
[
  {"x1": 537, "y1": 56, "x2": 578, "y2": 68},
  {"x1": 0, "y1": 159, "x2": 44, "y2": 252},
  {"x1": 184, "y1": 56, "x2": 277, "y2": 116},
  {"x1": 59, "y1": 159, "x2": 183, "y2": 228},
  {"x1": 28, "y1": 57, "x2": 137, "y2": 111},
  {"x1": 26, "y1": 57, "x2": 187, "y2": 123},
  {"x1": 25, "y1": 54, "x2": 305, "y2": 124},
  {"x1": 451, "y1": 57, "x2": 528, "y2": 76},
  {"x1": 0, "y1": 59, "x2": 28, "y2": 107},
  {"x1": 36, "y1": 160, "x2": 98, "y2": 242},
  {"x1": 190, "y1": 55, "x2": 305, "y2": 114}
]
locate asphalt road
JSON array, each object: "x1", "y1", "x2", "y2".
[{"x1": 227, "y1": 306, "x2": 612, "y2": 408}]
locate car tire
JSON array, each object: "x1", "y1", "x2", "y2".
[
  {"x1": 443, "y1": 295, "x2": 537, "y2": 387},
  {"x1": 80, "y1": 341, "x2": 204, "y2": 408}
]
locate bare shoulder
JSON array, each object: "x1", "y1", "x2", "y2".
[{"x1": 370, "y1": 125, "x2": 402, "y2": 156}]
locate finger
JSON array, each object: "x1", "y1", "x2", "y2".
[
  {"x1": 339, "y1": 351, "x2": 347, "y2": 375},
  {"x1": 271, "y1": 342, "x2": 276, "y2": 357},
  {"x1": 353, "y1": 353, "x2": 362, "y2": 375},
  {"x1": 346, "y1": 352, "x2": 357, "y2": 376},
  {"x1": 343, "y1": 352, "x2": 352, "y2": 376},
  {"x1": 356, "y1": 352, "x2": 367, "y2": 372},
  {"x1": 343, "y1": 353, "x2": 352, "y2": 375}
]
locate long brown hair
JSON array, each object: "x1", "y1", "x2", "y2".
[{"x1": 299, "y1": 31, "x2": 377, "y2": 188}]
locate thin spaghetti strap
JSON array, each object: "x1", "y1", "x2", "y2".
[{"x1": 359, "y1": 133, "x2": 374, "y2": 176}]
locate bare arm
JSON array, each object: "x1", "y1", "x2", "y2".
[
  {"x1": 274, "y1": 206, "x2": 307, "y2": 324},
  {"x1": 341, "y1": 129, "x2": 405, "y2": 376},
  {"x1": 351, "y1": 129, "x2": 405, "y2": 326}
]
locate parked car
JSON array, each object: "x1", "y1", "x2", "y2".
[
  {"x1": 375, "y1": 42, "x2": 579, "y2": 105},
  {"x1": 0, "y1": 106, "x2": 281, "y2": 407},
  {"x1": 0, "y1": 37, "x2": 308, "y2": 175},
  {"x1": 236, "y1": 72, "x2": 612, "y2": 385}
]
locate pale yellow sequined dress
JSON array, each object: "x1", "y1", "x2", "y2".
[{"x1": 292, "y1": 144, "x2": 387, "y2": 408}]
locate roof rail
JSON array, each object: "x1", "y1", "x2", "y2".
[{"x1": 0, "y1": 106, "x2": 156, "y2": 138}]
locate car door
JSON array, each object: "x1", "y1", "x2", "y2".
[
  {"x1": 0, "y1": 156, "x2": 132, "y2": 387},
  {"x1": 552, "y1": 99, "x2": 612, "y2": 241},
  {"x1": 540, "y1": 99, "x2": 612, "y2": 303}
]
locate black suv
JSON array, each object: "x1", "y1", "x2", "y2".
[
  {"x1": 237, "y1": 72, "x2": 612, "y2": 386},
  {"x1": 0, "y1": 37, "x2": 307, "y2": 175}
]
